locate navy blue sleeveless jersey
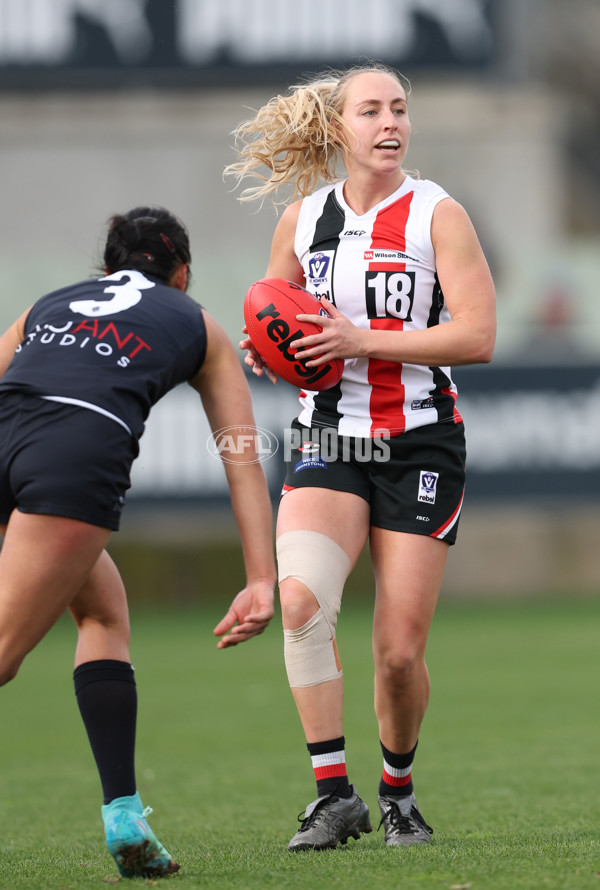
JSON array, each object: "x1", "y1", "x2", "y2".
[{"x1": 0, "y1": 270, "x2": 207, "y2": 441}]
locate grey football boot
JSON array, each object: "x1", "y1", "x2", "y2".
[
  {"x1": 377, "y1": 792, "x2": 433, "y2": 846},
  {"x1": 288, "y1": 785, "x2": 372, "y2": 851}
]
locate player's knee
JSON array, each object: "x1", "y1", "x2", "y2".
[
  {"x1": 279, "y1": 578, "x2": 320, "y2": 630},
  {"x1": 376, "y1": 646, "x2": 423, "y2": 691},
  {"x1": 277, "y1": 530, "x2": 351, "y2": 687},
  {"x1": 277, "y1": 529, "x2": 351, "y2": 628},
  {"x1": 72, "y1": 608, "x2": 128, "y2": 634}
]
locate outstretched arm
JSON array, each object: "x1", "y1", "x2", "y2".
[{"x1": 190, "y1": 312, "x2": 277, "y2": 648}]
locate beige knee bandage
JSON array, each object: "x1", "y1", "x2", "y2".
[{"x1": 277, "y1": 530, "x2": 351, "y2": 688}]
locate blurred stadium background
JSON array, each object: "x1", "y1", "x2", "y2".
[{"x1": 0, "y1": 0, "x2": 598, "y2": 599}]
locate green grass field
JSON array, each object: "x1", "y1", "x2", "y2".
[{"x1": 0, "y1": 594, "x2": 598, "y2": 889}]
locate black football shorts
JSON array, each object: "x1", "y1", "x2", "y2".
[
  {"x1": 281, "y1": 418, "x2": 467, "y2": 544},
  {"x1": 0, "y1": 392, "x2": 137, "y2": 531}
]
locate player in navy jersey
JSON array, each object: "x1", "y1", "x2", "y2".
[
  {"x1": 226, "y1": 64, "x2": 496, "y2": 849},
  {"x1": 0, "y1": 207, "x2": 276, "y2": 877}
]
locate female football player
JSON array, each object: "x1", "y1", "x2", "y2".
[
  {"x1": 226, "y1": 63, "x2": 496, "y2": 850},
  {"x1": 0, "y1": 207, "x2": 276, "y2": 877}
]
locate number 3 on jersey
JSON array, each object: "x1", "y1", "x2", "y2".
[{"x1": 365, "y1": 270, "x2": 415, "y2": 321}]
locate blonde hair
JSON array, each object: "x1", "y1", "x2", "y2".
[{"x1": 224, "y1": 62, "x2": 410, "y2": 206}]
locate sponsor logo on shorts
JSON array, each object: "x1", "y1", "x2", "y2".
[
  {"x1": 294, "y1": 440, "x2": 328, "y2": 472},
  {"x1": 284, "y1": 427, "x2": 391, "y2": 464},
  {"x1": 299, "y1": 442, "x2": 320, "y2": 455},
  {"x1": 418, "y1": 470, "x2": 439, "y2": 504}
]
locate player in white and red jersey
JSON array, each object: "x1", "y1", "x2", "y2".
[
  {"x1": 226, "y1": 63, "x2": 496, "y2": 850},
  {"x1": 295, "y1": 176, "x2": 460, "y2": 437}
]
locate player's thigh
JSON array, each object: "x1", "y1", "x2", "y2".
[
  {"x1": 277, "y1": 486, "x2": 370, "y2": 563},
  {"x1": 370, "y1": 528, "x2": 449, "y2": 660},
  {"x1": 277, "y1": 487, "x2": 370, "y2": 626},
  {"x1": 0, "y1": 510, "x2": 110, "y2": 669},
  {"x1": 278, "y1": 420, "x2": 371, "y2": 559}
]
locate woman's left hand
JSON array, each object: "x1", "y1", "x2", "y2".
[
  {"x1": 213, "y1": 580, "x2": 275, "y2": 649},
  {"x1": 293, "y1": 297, "x2": 365, "y2": 365}
]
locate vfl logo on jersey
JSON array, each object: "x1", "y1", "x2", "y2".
[
  {"x1": 418, "y1": 471, "x2": 439, "y2": 504},
  {"x1": 69, "y1": 270, "x2": 155, "y2": 318},
  {"x1": 365, "y1": 270, "x2": 415, "y2": 321},
  {"x1": 307, "y1": 251, "x2": 334, "y2": 285}
]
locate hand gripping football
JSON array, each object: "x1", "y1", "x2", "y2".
[{"x1": 243, "y1": 278, "x2": 344, "y2": 391}]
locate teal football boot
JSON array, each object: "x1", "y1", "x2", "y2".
[{"x1": 102, "y1": 792, "x2": 180, "y2": 878}]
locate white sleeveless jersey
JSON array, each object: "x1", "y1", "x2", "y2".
[{"x1": 294, "y1": 176, "x2": 463, "y2": 437}]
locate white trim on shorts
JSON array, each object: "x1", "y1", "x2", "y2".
[{"x1": 40, "y1": 396, "x2": 133, "y2": 437}]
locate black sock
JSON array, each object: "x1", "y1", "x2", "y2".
[
  {"x1": 74, "y1": 659, "x2": 137, "y2": 805},
  {"x1": 307, "y1": 736, "x2": 352, "y2": 798},
  {"x1": 379, "y1": 740, "x2": 418, "y2": 797}
]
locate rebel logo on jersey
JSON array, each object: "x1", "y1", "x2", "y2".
[{"x1": 244, "y1": 278, "x2": 344, "y2": 391}]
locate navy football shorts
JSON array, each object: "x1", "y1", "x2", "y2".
[
  {"x1": 0, "y1": 392, "x2": 138, "y2": 531},
  {"x1": 281, "y1": 418, "x2": 467, "y2": 544}
]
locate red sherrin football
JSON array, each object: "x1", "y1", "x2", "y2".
[{"x1": 243, "y1": 278, "x2": 344, "y2": 391}]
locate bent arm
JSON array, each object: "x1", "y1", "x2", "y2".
[
  {"x1": 293, "y1": 199, "x2": 496, "y2": 369},
  {"x1": 361, "y1": 199, "x2": 496, "y2": 366}
]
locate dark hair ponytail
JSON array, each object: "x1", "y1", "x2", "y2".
[{"x1": 103, "y1": 206, "x2": 191, "y2": 284}]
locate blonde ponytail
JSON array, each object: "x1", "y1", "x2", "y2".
[{"x1": 224, "y1": 63, "x2": 410, "y2": 207}]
